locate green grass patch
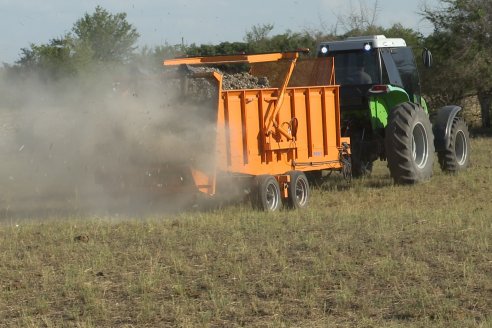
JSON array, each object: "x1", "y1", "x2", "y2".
[{"x1": 1, "y1": 138, "x2": 491, "y2": 327}]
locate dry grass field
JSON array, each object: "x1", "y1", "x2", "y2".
[{"x1": 1, "y1": 137, "x2": 491, "y2": 327}]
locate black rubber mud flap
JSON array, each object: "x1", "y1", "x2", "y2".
[{"x1": 432, "y1": 105, "x2": 462, "y2": 152}]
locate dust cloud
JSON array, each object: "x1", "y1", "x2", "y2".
[{"x1": 0, "y1": 66, "x2": 217, "y2": 219}]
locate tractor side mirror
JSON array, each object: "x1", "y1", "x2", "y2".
[{"x1": 422, "y1": 48, "x2": 433, "y2": 68}]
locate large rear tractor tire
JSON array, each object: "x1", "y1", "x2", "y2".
[
  {"x1": 252, "y1": 175, "x2": 282, "y2": 212},
  {"x1": 437, "y1": 117, "x2": 470, "y2": 172},
  {"x1": 286, "y1": 171, "x2": 310, "y2": 209},
  {"x1": 385, "y1": 102, "x2": 435, "y2": 184}
]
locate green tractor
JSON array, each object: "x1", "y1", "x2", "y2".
[{"x1": 318, "y1": 35, "x2": 470, "y2": 184}]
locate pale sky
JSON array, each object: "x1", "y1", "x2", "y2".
[{"x1": 0, "y1": 0, "x2": 437, "y2": 64}]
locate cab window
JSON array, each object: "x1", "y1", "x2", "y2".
[
  {"x1": 333, "y1": 50, "x2": 380, "y2": 85},
  {"x1": 389, "y1": 47, "x2": 420, "y2": 100}
]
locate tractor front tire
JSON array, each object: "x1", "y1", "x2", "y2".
[
  {"x1": 437, "y1": 117, "x2": 470, "y2": 172},
  {"x1": 385, "y1": 102, "x2": 435, "y2": 184}
]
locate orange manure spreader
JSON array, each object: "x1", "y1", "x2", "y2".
[{"x1": 162, "y1": 51, "x2": 350, "y2": 211}]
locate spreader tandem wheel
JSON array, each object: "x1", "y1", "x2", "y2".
[
  {"x1": 252, "y1": 175, "x2": 282, "y2": 212},
  {"x1": 286, "y1": 171, "x2": 310, "y2": 209}
]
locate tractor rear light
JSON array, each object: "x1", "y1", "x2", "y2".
[{"x1": 369, "y1": 85, "x2": 390, "y2": 94}]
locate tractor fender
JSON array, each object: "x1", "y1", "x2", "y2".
[{"x1": 432, "y1": 105, "x2": 462, "y2": 152}]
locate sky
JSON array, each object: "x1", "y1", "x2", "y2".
[{"x1": 0, "y1": 0, "x2": 438, "y2": 64}]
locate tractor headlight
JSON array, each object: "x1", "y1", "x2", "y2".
[
  {"x1": 320, "y1": 46, "x2": 329, "y2": 55},
  {"x1": 363, "y1": 43, "x2": 372, "y2": 51}
]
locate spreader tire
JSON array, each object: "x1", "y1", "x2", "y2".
[
  {"x1": 437, "y1": 117, "x2": 470, "y2": 172},
  {"x1": 252, "y1": 175, "x2": 282, "y2": 212},
  {"x1": 385, "y1": 102, "x2": 435, "y2": 184},
  {"x1": 286, "y1": 171, "x2": 310, "y2": 209}
]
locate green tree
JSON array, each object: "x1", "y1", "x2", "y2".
[
  {"x1": 243, "y1": 24, "x2": 319, "y2": 54},
  {"x1": 14, "y1": 6, "x2": 140, "y2": 80},
  {"x1": 423, "y1": 0, "x2": 492, "y2": 127},
  {"x1": 244, "y1": 24, "x2": 275, "y2": 53},
  {"x1": 185, "y1": 41, "x2": 248, "y2": 57},
  {"x1": 72, "y1": 5, "x2": 139, "y2": 64},
  {"x1": 16, "y1": 36, "x2": 77, "y2": 79},
  {"x1": 268, "y1": 31, "x2": 317, "y2": 53},
  {"x1": 133, "y1": 43, "x2": 183, "y2": 73},
  {"x1": 244, "y1": 24, "x2": 274, "y2": 43}
]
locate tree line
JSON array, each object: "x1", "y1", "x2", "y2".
[{"x1": 2, "y1": 2, "x2": 492, "y2": 127}]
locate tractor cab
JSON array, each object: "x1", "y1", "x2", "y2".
[{"x1": 318, "y1": 35, "x2": 423, "y2": 132}]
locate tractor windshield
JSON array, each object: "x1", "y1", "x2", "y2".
[{"x1": 332, "y1": 50, "x2": 380, "y2": 86}]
